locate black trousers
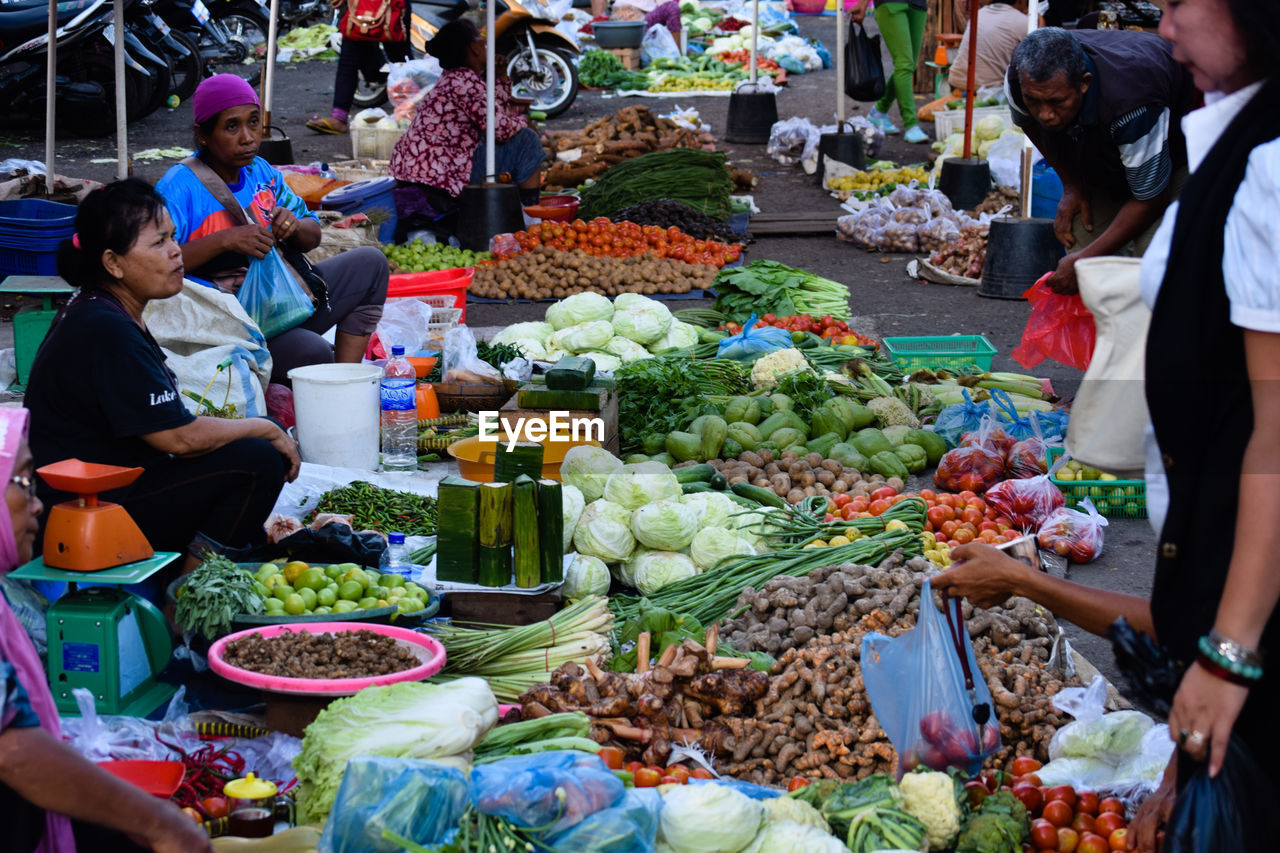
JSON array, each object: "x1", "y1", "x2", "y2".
[{"x1": 332, "y1": 6, "x2": 413, "y2": 112}]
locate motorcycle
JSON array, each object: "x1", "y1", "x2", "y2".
[
  {"x1": 155, "y1": 0, "x2": 269, "y2": 86},
  {"x1": 353, "y1": 0, "x2": 578, "y2": 118},
  {"x1": 127, "y1": 0, "x2": 204, "y2": 101}
]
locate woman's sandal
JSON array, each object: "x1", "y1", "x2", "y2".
[{"x1": 306, "y1": 116, "x2": 348, "y2": 135}]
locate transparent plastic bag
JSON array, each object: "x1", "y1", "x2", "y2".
[
  {"x1": 983, "y1": 475, "x2": 1065, "y2": 532},
  {"x1": 319, "y1": 757, "x2": 469, "y2": 853},
  {"x1": 920, "y1": 189, "x2": 954, "y2": 219},
  {"x1": 546, "y1": 788, "x2": 663, "y2": 853},
  {"x1": 916, "y1": 216, "x2": 961, "y2": 254},
  {"x1": 374, "y1": 298, "x2": 434, "y2": 356},
  {"x1": 442, "y1": 325, "x2": 503, "y2": 384},
  {"x1": 837, "y1": 208, "x2": 889, "y2": 250},
  {"x1": 715, "y1": 314, "x2": 794, "y2": 361},
  {"x1": 1037, "y1": 497, "x2": 1108, "y2": 563},
  {"x1": 237, "y1": 248, "x2": 315, "y2": 339},
  {"x1": 767, "y1": 117, "x2": 820, "y2": 166},
  {"x1": 471, "y1": 752, "x2": 625, "y2": 835},
  {"x1": 935, "y1": 418, "x2": 1008, "y2": 493},
  {"x1": 889, "y1": 205, "x2": 929, "y2": 225},
  {"x1": 887, "y1": 185, "x2": 922, "y2": 209},
  {"x1": 959, "y1": 414, "x2": 1018, "y2": 457},
  {"x1": 641, "y1": 24, "x2": 681, "y2": 66},
  {"x1": 387, "y1": 58, "x2": 441, "y2": 122},
  {"x1": 1011, "y1": 275, "x2": 1097, "y2": 371},
  {"x1": 64, "y1": 687, "x2": 200, "y2": 762},
  {"x1": 880, "y1": 218, "x2": 920, "y2": 253},
  {"x1": 863, "y1": 578, "x2": 1001, "y2": 777}
]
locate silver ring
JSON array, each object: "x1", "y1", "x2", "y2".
[
  {"x1": 1187, "y1": 730, "x2": 1207, "y2": 748},
  {"x1": 1178, "y1": 728, "x2": 1189, "y2": 746}
]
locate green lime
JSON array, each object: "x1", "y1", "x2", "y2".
[
  {"x1": 397, "y1": 597, "x2": 424, "y2": 614},
  {"x1": 389, "y1": 588, "x2": 405, "y2": 600},
  {"x1": 298, "y1": 587, "x2": 318, "y2": 610},
  {"x1": 365, "y1": 570, "x2": 382, "y2": 586},
  {"x1": 338, "y1": 580, "x2": 364, "y2": 602},
  {"x1": 299, "y1": 568, "x2": 327, "y2": 591},
  {"x1": 313, "y1": 606, "x2": 331, "y2": 615},
  {"x1": 317, "y1": 587, "x2": 337, "y2": 607},
  {"x1": 255, "y1": 563, "x2": 281, "y2": 583},
  {"x1": 273, "y1": 584, "x2": 294, "y2": 602},
  {"x1": 373, "y1": 585, "x2": 391, "y2": 600},
  {"x1": 253, "y1": 581, "x2": 271, "y2": 599},
  {"x1": 332, "y1": 600, "x2": 358, "y2": 613},
  {"x1": 264, "y1": 598, "x2": 286, "y2": 613},
  {"x1": 409, "y1": 587, "x2": 428, "y2": 602},
  {"x1": 383, "y1": 574, "x2": 405, "y2": 589},
  {"x1": 283, "y1": 594, "x2": 306, "y2": 616},
  {"x1": 324, "y1": 564, "x2": 344, "y2": 579},
  {"x1": 341, "y1": 568, "x2": 371, "y2": 589},
  {"x1": 357, "y1": 597, "x2": 379, "y2": 610}
]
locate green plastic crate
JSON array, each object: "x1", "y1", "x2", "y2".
[
  {"x1": 1046, "y1": 446, "x2": 1147, "y2": 519},
  {"x1": 882, "y1": 335, "x2": 997, "y2": 372}
]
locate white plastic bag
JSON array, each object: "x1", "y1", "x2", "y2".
[
  {"x1": 387, "y1": 58, "x2": 441, "y2": 122},
  {"x1": 767, "y1": 116, "x2": 819, "y2": 166},
  {"x1": 526, "y1": 0, "x2": 572, "y2": 22},
  {"x1": 641, "y1": 24, "x2": 681, "y2": 66},
  {"x1": 376, "y1": 299, "x2": 434, "y2": 354},
  {"x1": 987, "y1": 130, "x2": 1032, "y2": 190},
  {"x1": 443, "y1": 325, "x2": 503, "y2": 384}
]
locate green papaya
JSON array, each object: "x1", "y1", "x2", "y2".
[
  {"x1": 726, "y1": 422, "x2": 762, "y2": 451},
  {"x1": 892, "y1": 443, "x2": 928, "y2": 474},
  {"x1": 882, "y1": 425, "x2": 913, "y2": 447},
  {"x1": 869, "y1": 450, "x2": 910, "y2": 480},
  {"x1": 905, "y1": 429, "x2": 948, "y2": 465},
  {"x1": 699, "y1": 416, "x2": 728, "y2": 461},
  {"x1": 650, "y1": 452, "x2": 675, "y2": 466},
  {"x1": 724, "y1": 395, "x2": 762, "y2": 426},
  {"x1": 770, "y1": 427, "x2": 805, "y2": 450},
  {"x1": 806, "y1": 432, "x2": 842, "y2": 459},
  {"x1": 770, "y1": 393, "x2": 794, "y2": 412},
  {"x1": 852, "y1": 428, "x2": 894, "y2": 458},
  {"x1": 757, "y1": 412, "x2": 792, "y2": 440},
  {"x1": 809, "y1": 408, "x2": 847, "y2": 442},
  {"x1": 666, "y1": 431, "x2": 703, "y2": 463},
  {"x1": 624, "y1": 454, "x2": 651, "y2": 463},
  {"x1": 642, "y1": 433, "x2": 667, "y2": 456},
  {"x1": 831, "y1": 444, "x2": 869, "y2": 472}
]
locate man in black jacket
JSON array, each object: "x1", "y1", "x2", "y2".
[{"x1": 1006, "y1": 27, "x2": 1196, "y2": 293}]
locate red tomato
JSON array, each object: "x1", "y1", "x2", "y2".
[
  {"x1": 1021, "y1": 773, "x2": 1043, "y2": 787},
  {"x1": 1013, "y1": 781, "x2": 1044, "y2": 817},
  {"x1": 1031, "y1": 819, "x2": 1059, "y2": 850},
  {"x1": 967, "y1": 497, "x2": 988, "y2": 515},
  {"x1": 625, "y1": 761, "x2": 644, "y2": 774},
  {"x1": 1098, "y1": 798, "x2": 1124, "y2": 816},
  {"x1": 787, "y1": 775, "x2": 811, "y2": 792},
  {"x1": 869, "y1": 499, "x2": 892, "y2": 516},
  {"x1": 963, "y1": 780, "x2": 989, "y2": 809},
  {"x1": 953, "y1": 527, "x2": 976, "y2": 544},
  {"x1": 919, "y1": 488, "x2": 937, "y2": 501},
  {"x1": 761, "y1": 313, "x2": 777, "y2": 324},
  {"x1": 871, "y1": 486, "x2": 898, "y2": 501},
  {"x1": 824, "y1": 513, "x2": 836, "y2": 523},
  {"x1": 181, "y1": 807, "x2": 203, "y2": 824},
  {"x1": 941, "y1": 520, "x2": 960, "y2": 538},
  {"x1": 659, "y1": 775, "x2": 679, "y2": 785},
  {"x1": 1071, "y1": 813, "x2": 1096, "y2": 836},
  {"x1": 850, "y1": 496, "x2": 871, "y2": 512},
  {"x1": 831, "y1": 493, "x2": 852, "y2": 508},
  {"x1": 1076, "y1": 791, "x2": 1100, "y2": 816},
  {"x1": 667, "y1": 765, "x2": 691, "y2": 784},
  {"x1": 1093, "y1": 813, "x2": 1125, "y2": 837},
  {"x1": 1078, "y1": 833, "x2": 1109, "y2": 853},
  {"x1": 690, "y1": 768, "x2": 714, "y2": 780},
  {"x1": 598, "y1": 747, "x2": 625, "y2": 770},
  {"x1": 1048, "y1": 786, "x2": 1078, "y2": 809},
  {"x1": 1107, "y1": 829, "x2": 1127, "y2": 851},
  {"x1": 633, "y1": 768, "x2": 662, "y2": 788},
  {"x1": 1057, "y1": 827, "x2": 1079, "y2": 853},
  {"x1": 201, "y1": 797, "x2": 229, "y2": 820},
  {"x1": 841, "y1": 505, "x2": 858, "y2": 521},
  {"x1": 1043, "y1": 800, "x2": 1074, "y2": 828}
]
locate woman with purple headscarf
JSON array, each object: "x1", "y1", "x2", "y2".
[{"x1": 0, "y1": 408, "x2": 214, "y2": 853}]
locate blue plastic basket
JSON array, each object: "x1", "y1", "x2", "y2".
[
  {"x1": 0, "y1": 248, "x2": 60, "y2": 277},
  {"x1": 0, "y1": 199, "x2": 77, "y2": 231}
]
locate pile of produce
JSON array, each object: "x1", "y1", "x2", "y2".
[
  {"x1": 542, "y1": 106, "x2": 716, "y2": 189},
  {"x1": 715, "y1": 50, "x2": 782, "y2": 72},
  {"x1": 381, "y1": 240, "x2": 490, "y2": 273},
  {"x1": 827, "y1": 164, "x2": 931, "y2": 200},
  {"x1": 928, "y1": 222, "x2": 990, "y2": 279},
  {"x1": 220, "y1": 628, "x2": 420, "y2": 679},
  {"x1": 579, "y1": 149, "x2": 736, "y2": 220},
  {"x1": 434, "y1": 474, "x2": 564, "y2": 588},
  {"x1": 719, "y1": 313, "x2": 876, "y2": 347},
  {"x1": 175, "y1": 553, "x2": 263, "y2": 640},
  {"x1": 471, "y1": 247, "x2": 718, "y2": 304},
  {"x1": 714, "y1": 260, "x2": 853, "y2": 321},
  {"x1": 576, "y1": 50, "x2": 649, "y2": 91},
  {"x1": 643, "y1": 56, "x2": 750, "y2": 93},
  {"x1": 612, "y1": 353, "x2": 752, "y2": 451},
  {"x1": 247, "y1": 560, "x2": 432, "y2": 618},
  {"x1": 611, "y1": 198, "x2": 742, "y2": 242},
  {"x1": 491, "y1": 218, "x2": 743, "y2": 268},
  {"x1": 305, "y1": 481, "x2": 438, "y2": 536},
  {"x1": 837, "y1": 186, "x2": 974, "y2": 254}
]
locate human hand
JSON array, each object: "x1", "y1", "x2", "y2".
[
  {"x1": 143, "y1": 803, "x2": 216, "y2": 853},
  {"x1": 931, "y1": 543, "x2": 1025, "y2": 609},
  {"x1": 848, "y1": 2, "x2": 866, "y2": 22},
  {"x1": 269, "y1": 206, "x2": 303, "y2": 244},
  {"x1": 1055, "y1": 186, "x2": 1092, "y2": 248},
  {"x1": 220, "y1": 224, "x2": 275, "y2": 259},
  {"x1": 1126, "y1": 755, "x2": 1175, "y2": 852},
  {"x1": 1046, "y1": 250, "x2": 1081, "y2": 295},
  {"x1": 1168, "y1": 660, "x2": 1249, "y2": 777},
  {"x1": 267, "y1": 423, "x2": 302, "y2": 482}
]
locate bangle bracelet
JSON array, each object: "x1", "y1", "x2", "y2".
[
  {"x1": 1197, "y1": 653, "x2": 1258, "y2": 688},
  {"x1": 1208, "y1": 628, "x2": 1264, "y2": 668},
  {"x1": 1198, "y1": 635, "x2": 1264, "y2": 682}
]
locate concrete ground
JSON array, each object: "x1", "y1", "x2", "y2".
[{"x1": 0, "y1": 14, "x2": 1156, "y2": 698}]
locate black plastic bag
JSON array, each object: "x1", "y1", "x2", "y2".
[
  {"x1": 1163, "y1": 740, "x2": 1280, "y2": 852},
  {"x1": 1107, "y1": 618, "x2": 1180, "y2": 716},
  {"x1": 210, "y1": 523, "x2": 389, "y2": 567},
  {"x1": 845, "y1": 20, "x2": 885, "y2": 102}
]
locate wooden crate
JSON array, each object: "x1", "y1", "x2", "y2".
[
  {"x1": 498, "y1": 386, "x2": 620, "y2": 456},
  {"x1": 609, "y1": 47, "x2": 641, "y2": 71}
]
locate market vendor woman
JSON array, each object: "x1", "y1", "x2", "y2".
[
  {"x1": 25, "y1": 180, "x2": 300, "y2": 572},
  {"x1": 156, "y1": 74, "x2": 389, "y2": 383},
  {"x1": 389, "y1": 19, "x2": 545, "y2": 237}
]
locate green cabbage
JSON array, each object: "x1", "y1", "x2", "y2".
[
  {"x1": 561, "y1": 484, "x2": 587, "y2": 552},
  {"x1": 975, "y1": 114, "x2": 1005, "y2": 141},
  {"x1": 580, "y1": 351, "x2": 623, "y2": 373},
  {"x1": 658, "y1": 783, "x2": 767, "y2": 853},
  {"x1": 631, "y1": 499, "x2": 698, "y2": 550},
  {"x1": 680, "y1": 491, "x2": 738, "y2": 529},
  {"x1": 573, "y1": 499, "x2": 636, "y2": 563},
  {"x1": 546, "y1": 291, "x2": 614, "y2": 330},
  {"x1": 491, "y1": 321, "x2": 554, "y2": 346},
  {"x1": 603, "y1": 461, "x2": 681, "y2": 510},
  {"x1": 550, "y1": 321, "x2": 615, "y2": 354},
  {"x1": 293, "y1": 678, "x2": 497, "y2": 824},
  {"x1": 563, "y1": 552, "x2": 610, "y2": 598},
  {"x1": 648, "y1": 320, "x2": 701, "y2": 353},
  {"x1": 1048, "y1": 710, "x2": 1154, "y2": 765},
  {"x1": 742, "y1": 820, "x2": 850, "y2": 853},
  {"x1": 612, "y1": 297, "x2": 673, "y2": 345},
  {"x1": 690, "y1": 527, "x2": 756, "y2": 570},
  {"x1": 561, "y1": 446, "x2": 623, "y2": 502},
  {"x1": 633, "y1": 549, "x2": 699, "y2": 595},
  {"x1": 605, "y1": 336, "x2": 654, "y2": 364},
  {"x1": 762, "y1": 797, "x2": 830, "y2": 832}
]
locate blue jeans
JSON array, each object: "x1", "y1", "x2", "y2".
[{"x1": 470, "y1": 127, "x2": 546, "y2": 185}]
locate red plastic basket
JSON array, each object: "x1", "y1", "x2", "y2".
[
  {"x1": 388, "y1": 268, "x2": 473, "y2": 322},
  {"x1": 791, "y1": 0, "x2": 827, "y2": 14}
]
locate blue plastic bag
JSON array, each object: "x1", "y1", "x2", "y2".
[
  {"x1": 862, "y1": 579, "x2": 1000, "y2": 778},
  {"x1": 319, "y1": 757, "x2": 469, "y2": 853},
  {"x1": 932, "y1": 389, "x2": 994, "y2": 448},
  {"x1": 237, "y1": 247, "x2": 315, "y2": 339},
  {"x1": 715, "y1": 314, "x2": 794, "y2": 362},
  {"x1": 470, "y1": 752, "x2": 625, "y2": 835},
  {"x1": 687, "y1": 776, "x2": 781, "y2": 801},
  {"x1": 546, "y1": 788, "x2": 663, "y2": 853},
  {"x1": 986, "y1": 388, "x2": 1068, "y2": 444}
]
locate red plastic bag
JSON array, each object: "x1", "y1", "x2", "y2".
[
  {"x1": 1037, "y1": 497, "x2": 1108, "y2": 563},
  {"x1": 1010, "y1": 274, "x2": 1097, "y2": 371},
  {"x1": 984, "y1": 476, "x2": 1065, "y2": 531}
]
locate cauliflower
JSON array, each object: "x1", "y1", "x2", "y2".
[
  {"x1": 750, "y1": 347, "x2": 812, "y2": 390},
  {"x1": 762, "y1": 796, "x2": 830, "y2": 832},
  {"x1": 867, "y1": 396, "x2": 920, "y2": 429},
  {"x1": 898, "y1": 771, "x2": 962, "y2": 851}
]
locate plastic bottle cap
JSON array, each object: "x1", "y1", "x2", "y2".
[
  {"x1": 223, "y1": 773, "x2": 277, "y2": 800},
  {"x1": 391, "y1": 345, "x2": 405, "y2": 356},
  {"x1": 388, "y1": 532, "x2": 405, "y2": 544}
]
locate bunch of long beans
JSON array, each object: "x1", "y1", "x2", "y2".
[
  {"x1": 610, "y1": 529, "x2": 921, "y2": 626},
  {"x1": 385, "y1": 808, "x2": 552, "y2": 853},
  {"x1": 759, "y1": 497, "x2": 927, "y2": 548},
  {"x1": 427, "y1": 596, "x2": 613, "y2": 702}
]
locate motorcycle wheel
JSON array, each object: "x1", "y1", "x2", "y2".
[
  {"x1": 202, "y1": 8, "x2": 268, "y2": 87},
  {"x1": 168, "y1": 30, "x2": 205, "y2": 101},
  {"x1": 56, "y1": 46, "x2": 152, "y2": 137},
  {"x1": 506, "y1": 44, "x2": 578, "y2": 119},
  {"x1": 129, "y1": 50, "x2": 173, "y2": 121},
  {"x1": 352, "y1": 72, "x2": 389, "y2": 110}
]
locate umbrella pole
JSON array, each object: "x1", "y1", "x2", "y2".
[
  {"x1": 836, "y1": 3, "x2": 845, "y2": 126},
  {"x1": 486, "y1": 0, "x2": 496, "y2": 180},
  {"x1": 263, "y1": 0, "x2": 280, "y2": 128},
  {"x1": 1019, "y1": 7, "x2": 1038, "y2": 217},
  {"x1": 749, "y1": 0, "x2": 758, "y2": 84},
  {"x1": 114, "y1": 0, "x2": 127, "y2": 179},
  {"x1": 961, "y1": 2, "x2": 978, "y2": 158},
  {"x1": 45, "y1": 0, "x2": 56, "y2": 194}
]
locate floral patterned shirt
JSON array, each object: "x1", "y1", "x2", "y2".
[{"x1": 389, "y1": 67, "x2": 529, "y2": 197}]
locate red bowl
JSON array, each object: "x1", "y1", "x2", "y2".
[
  {"x1": 97, "y1": 761, "x2": 185, "y2": 797},
  {"x1": 524, "y1": 195, "x2": 579, "y2": 222}
]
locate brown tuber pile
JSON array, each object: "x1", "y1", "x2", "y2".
[
  {"x1": 470, "y1": 246, "x2": 718, "y2": 301},
  {"x1": 706, "y1": 449, "x2": 902, "y2": 504},
  {"x1": 543, "y1": 106, "x2": 719, "y2": 190}
]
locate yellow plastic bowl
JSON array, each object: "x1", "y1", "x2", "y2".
[{"x1": 446, "y1": 428, "x2": 602, "y2": 483}]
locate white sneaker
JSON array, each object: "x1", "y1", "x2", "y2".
[{"x1": 869, "y1": 108, "x2": 900, "y2": 135}]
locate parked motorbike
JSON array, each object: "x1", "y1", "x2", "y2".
[
  {"x1": 127, "y1": 0, "x2": 204, "y2": 101},
  {"x1": 155, "y1": 0, "x2": 269, "y2": 86}
]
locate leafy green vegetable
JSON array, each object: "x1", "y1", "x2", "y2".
[
  {"x1": 174, "y1": 554, "x2": 263, "y2": 640},
  {"x1": 821, "y1": 774, "x2": 902, "y2": 840},
  {"x1": 773, "y1": 370, "x2": 836, "y2": 423},
  {"x1": 713, "y1": 260, "x2": 853, "y2": 322},
  {"x1": 579, "y1": 149, "x2": 735, "y2": 220},
  {"x1": 614, "y1": 355, "x2": 749, "y2": 452},
  {"x1": 846, "y1": 806, "x2": 928, "y2": 853}
]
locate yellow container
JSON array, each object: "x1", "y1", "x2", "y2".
[{"x1": 447, "y1": 426, "x2": 602, "y2": 483}]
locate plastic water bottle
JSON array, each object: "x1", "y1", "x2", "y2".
[
  {"x1": 380, "y1": 345, "x2": 417, "y2": 471},
  {"x1": 381, "y1": 532, "x2": 413, "y2": 582}
]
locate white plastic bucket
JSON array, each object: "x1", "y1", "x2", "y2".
[{"x1": 287, "y1": 363, "x2": 382, "y2": 469}]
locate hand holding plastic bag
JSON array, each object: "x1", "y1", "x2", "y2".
[
  {"x1": 237, "y1": 248, "x2": 316, "y2": 339},
  {"x1": 1163, "y1": 741, "x2": 1280, "y2": 853},
  {"x1": 1011, "y1": 274, "x2": 1096, "y2": 371}
]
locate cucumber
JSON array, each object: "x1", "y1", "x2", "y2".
[
  {"x1": 709, "y1": 473, "x2": 728, "y2": 490},
  {"x1": 681, "y1": 482, "x2": 713, "y2": 494},
  {"x1": 673, "y1": 463, "x2": 716, "y2": 484},
  {"x1": 730, "y1": 482, "x2": 788, "y2": 509}
]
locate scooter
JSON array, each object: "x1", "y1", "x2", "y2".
[
  {"x1": 155, "y1": 0, "x2": 268, "y2": 86},
  {"x1": 127, "y1": 0, "x2": 204, "y2": 101}
]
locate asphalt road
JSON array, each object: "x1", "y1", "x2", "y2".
[{"x1": 0, "y1": 14, "x2": 1157, "y2": 699}]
